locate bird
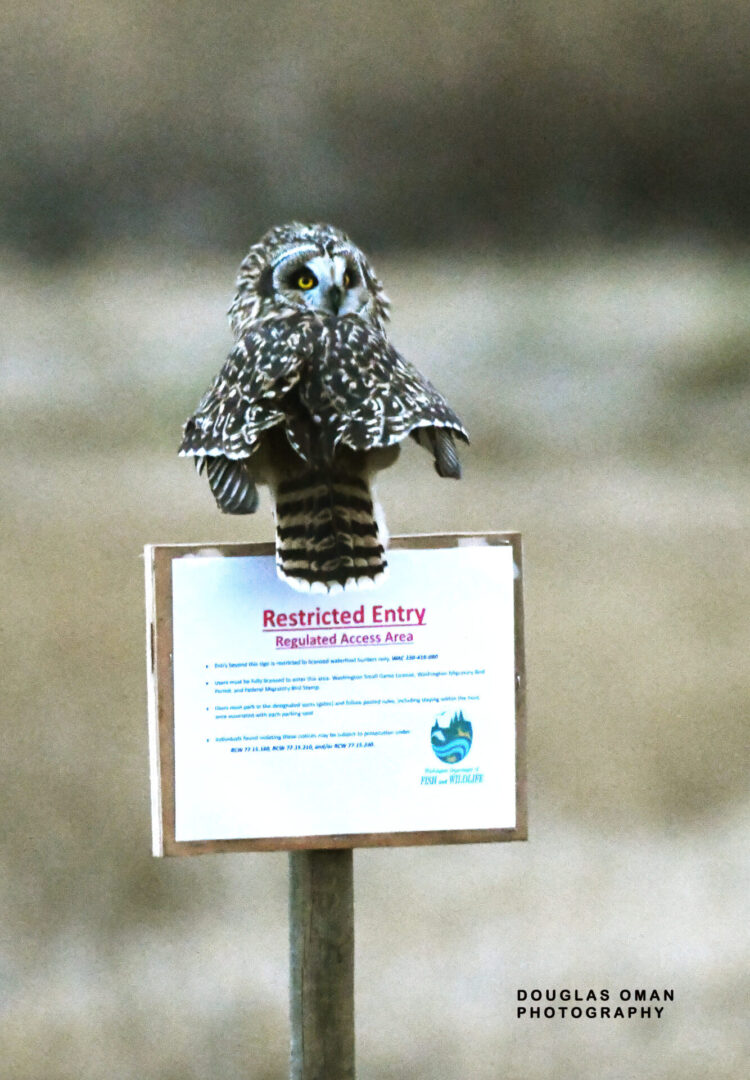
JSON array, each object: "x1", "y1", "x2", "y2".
[{"x1": 179, "y1": 222, "x2": 468, "y2": 593}]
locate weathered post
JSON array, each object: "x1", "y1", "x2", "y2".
[{"x1": 289, "y1": 849, "x2": 355, "y2": 1080}]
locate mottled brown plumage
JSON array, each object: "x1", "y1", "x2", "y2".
[{"x1": 180, "y1": 222, "x2": 468, "y2": 592}]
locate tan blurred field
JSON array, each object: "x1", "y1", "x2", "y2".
[{"x1": 1, "y1": 247, "x2": 748, "y2": 1078}]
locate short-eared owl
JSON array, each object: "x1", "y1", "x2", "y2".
[{"x1": 180, "y1": 222, "x2": 468, "y2": 592}]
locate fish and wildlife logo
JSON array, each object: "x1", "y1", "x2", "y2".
[{"x1": 430, "y1": 710, "x2": 473, "y2": 764}]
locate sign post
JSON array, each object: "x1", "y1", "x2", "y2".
[
  {"x1": 145, "y1": 533, "x2": 526, "y2": 1075},
  {"x1": 289, "y1": 849, "x2": 354, "y2": 1080}
]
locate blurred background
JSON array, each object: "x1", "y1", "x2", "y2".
[{"x1": 1, "y1": 2, "x2": 748, "y2": 1077}]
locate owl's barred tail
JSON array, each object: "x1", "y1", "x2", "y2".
[{"x1": 274, "y1": 469, "x2": 387, "y2": 592}]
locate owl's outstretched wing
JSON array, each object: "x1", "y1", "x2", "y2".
[
  {"x1": 301, "y1": 316, "x2": 469, "y2": 473},
  {"x1": 179, "y1": 314, "x2": 320, "y2": 460}
]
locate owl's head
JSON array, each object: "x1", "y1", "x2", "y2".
[{"x1": 229, "y1": 222, "x2": 390, "y2": 337}]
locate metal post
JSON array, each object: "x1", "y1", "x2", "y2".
[{"x1": 289, "y1": 849, "x2": 355, "y2": 1080}]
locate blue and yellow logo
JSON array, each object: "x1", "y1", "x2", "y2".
[{"x1": 430, "y1": 710, "x2": 473, "y2": 764}]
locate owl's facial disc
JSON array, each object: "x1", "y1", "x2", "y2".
[{"x1": 275, "y1": 252, "x2": 369, "y2": 318}]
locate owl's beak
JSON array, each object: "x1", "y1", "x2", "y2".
[{"x1": 326, "y1": 284, "x2": 343, "y2": 315}]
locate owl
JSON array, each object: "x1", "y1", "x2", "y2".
[{"x1": 179, "y1": 222, "x2": 468, "y2": 592}]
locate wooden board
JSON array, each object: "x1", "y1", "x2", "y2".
[{"x1": 145, "y1": 533, "x2": 527, "y2": 855}]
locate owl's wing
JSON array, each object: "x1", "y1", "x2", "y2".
[
  {"x1": 179, "y1": 314, "x2": 321, "y2": 459},
  {"x1": 408, "y1": 425, "x2": 464, "y2": 478},
  {"x1": 303, "y1": 316, "x2": 469, "y2": 462},
  {"x1": 195, "y1": 455, "x2": 260, "y2": 514}
]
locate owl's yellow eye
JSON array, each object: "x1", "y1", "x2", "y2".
[
  {"x1": 343, "y1": 270, "x2": 352, "y2": 288},
  {"x1": 292, "y1": 268, "x2": 317, "y2": 290}
]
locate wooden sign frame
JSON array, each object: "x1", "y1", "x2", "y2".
[{"x1": 145, "y1": 532, "x2": 526, "y2": 856}]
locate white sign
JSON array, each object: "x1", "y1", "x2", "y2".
[{"x1": 146, "y1": 535, "x2": 526, "y2": 852}]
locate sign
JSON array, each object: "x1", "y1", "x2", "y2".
[{"x1": 146, "y1": 534, "x2": 526, "y2": 854}]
